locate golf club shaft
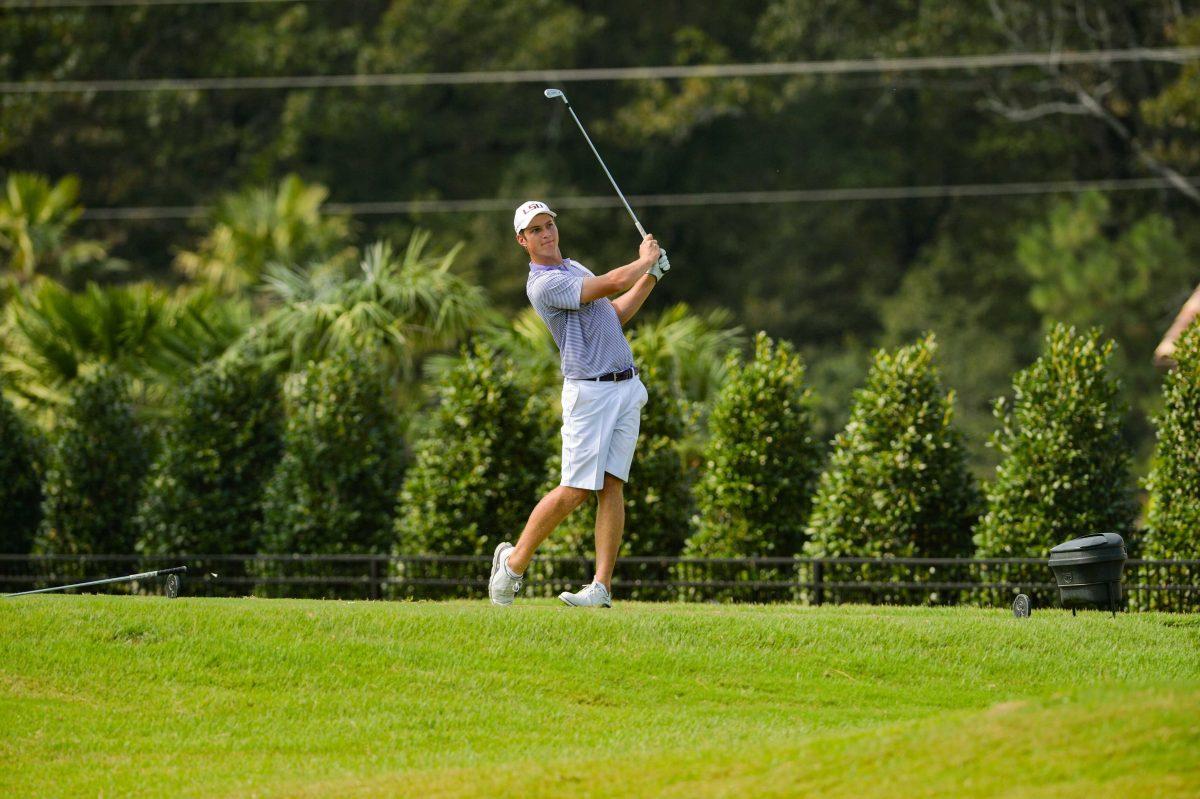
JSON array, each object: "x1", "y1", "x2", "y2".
[
  {"x1": 563, "y1": 104, "x2": 647, "y2": 239},
  {"x1": 2, "y1": 566, "x2": 187, "y2": 597}
]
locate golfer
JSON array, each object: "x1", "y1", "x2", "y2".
[{"x1": 489, "y1": 200, "x2": 670, "y2": 607}]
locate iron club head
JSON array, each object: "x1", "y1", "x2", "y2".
[{"x1": 544, "y1": 88, "x2": 566, "y2": 102}]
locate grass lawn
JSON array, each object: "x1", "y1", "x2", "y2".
[{"x1": 1, "y1": 596, "x2": 1198, "y2": 798}]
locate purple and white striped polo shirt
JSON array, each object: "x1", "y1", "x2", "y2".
[{"x1": 526, "y1": 258, "x2": 635, "y2": 380}]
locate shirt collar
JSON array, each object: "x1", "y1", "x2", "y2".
[{"x1": 529, "y1": 258, "x2": 570, "y2": 272}]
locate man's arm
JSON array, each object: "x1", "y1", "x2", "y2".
[
  {"x1": 611, "y1": 274, "x2": 657, "y2": 326},
  {"x1": 579, "y1": 234, "x2": 660, "y2": 304}
]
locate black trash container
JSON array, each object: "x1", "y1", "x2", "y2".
[{"x1": 1048, "y1": 533, "x2": 1127, "y2": 615}]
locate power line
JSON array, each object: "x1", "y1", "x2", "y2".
[
  {"x1": 5, "y1": 47, "x2": 1199, "y2": 94},
  {"x1": 78, "y1": 176, "x2": 1200, "y2": 220},
  {"x1": 2, "y1": 0, "x2": 316, "y2": 7}
]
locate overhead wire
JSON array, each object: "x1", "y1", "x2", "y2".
[
  {"x1": 2, "y1": 0, "x2": 319, "y2": 8},
  {"x1": 78, "y1": 177, "x2": 1200, "y2": 220},
  {"x1": 4, "y1": 47, "x2": 1199, "y2": 94}
]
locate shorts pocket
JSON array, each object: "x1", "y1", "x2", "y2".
[{"x1": 561, "y1": 382, "x2": 580, "y2": 417}]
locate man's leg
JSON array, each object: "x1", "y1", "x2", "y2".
[
  {"x1": 506, "y1": 484, "x2": 591, "y2": 574},
  {"x1": 593, "y1": 472, "x2": 625, "y2": 589}
]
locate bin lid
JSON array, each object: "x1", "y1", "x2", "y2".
[{"x1": 1049, "y1": 533, "x2": 1126, "y2": 554}]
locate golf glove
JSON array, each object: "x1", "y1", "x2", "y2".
[{"x1": 649, "y1": 250, "x2": 671, "y2": 281}]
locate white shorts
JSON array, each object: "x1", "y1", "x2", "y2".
[{"x1": 560, "y1": 376, "x2": 648, "y2": 490}]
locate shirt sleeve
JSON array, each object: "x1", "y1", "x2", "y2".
[{"x1": 530, "y1": 271, "x2": 584, "y2": 311}]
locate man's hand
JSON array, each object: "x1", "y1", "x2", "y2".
[
  {"x1": 639, "y1": 234, "x2": 661, "y2": 267},
  {"x1": 648, "y1": 250, "x2": 671, "y2": 282}
]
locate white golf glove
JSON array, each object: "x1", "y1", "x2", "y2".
[{"x1": 649, "y1": 250, "x2": 671, "y2": 281}]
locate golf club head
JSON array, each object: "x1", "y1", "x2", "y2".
[{"x1": 544, "y1": 87, "x2": 567, "y2": 103}]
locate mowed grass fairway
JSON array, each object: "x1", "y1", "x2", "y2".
[{"x1": 2, "y1": 597, "x2": 1198, "y2": 798}]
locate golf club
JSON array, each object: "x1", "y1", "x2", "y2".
[
  {"x1": 544, "y1": 88, "x2": 648, "y2": 239},
  {"x1": 3, "y1": 565, "x2": 188, "y2": 598}
]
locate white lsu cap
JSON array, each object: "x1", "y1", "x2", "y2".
[{"x1": 513, "y1": 200, "x2": 557, "y2": 234}]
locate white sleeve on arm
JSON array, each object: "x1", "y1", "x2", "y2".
[{"x1": 530, "y1": 272, "x2": 585, "y2": 311}]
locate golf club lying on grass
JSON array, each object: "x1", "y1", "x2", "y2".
[
  {"x1": 544, "y1": 87, "x2": 648, "y2": 239},
  {"x1": 3, "y1": 566, "x2": 188, "y2": 599}
]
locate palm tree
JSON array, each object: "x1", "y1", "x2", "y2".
[
  {"x1": 250, "y1": 232, "x2": 497, "y2": 377},
  {"x1": 628, "y1": 303, "x2": 745, "y2": 406},
  {"x1": 0, "y1": 173, "x2": 125, "y2": 287},
  {"x1": 175, "y1": 174, "x2": 355, "y2": 294},
  {"x1": 0, "y1": 280, "x2": 249, "y2": 416}
]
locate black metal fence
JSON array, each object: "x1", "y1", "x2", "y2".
[{"x1": 3, "y1": 554, "x2": 1198, "y2": 611}]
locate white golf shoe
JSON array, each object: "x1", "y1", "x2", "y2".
[
  {"x1": 488, "y1": 542, "x2": 523, "y2": 606},
  {"x1": 559, "y1": 581, "x2": 612, "y2": 608}
]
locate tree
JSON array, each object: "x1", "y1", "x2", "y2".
[
  {"x1": 2, "y1": 280, "x2": 165, "y2": 411},
  {"x1": 261, "y1": 353, "x2": 407, "y2": 555},
  {"x1": 878, "y1": 207, "x2": 1043, "y2": 475},
  {"x1": 687, "y1": 332, "x2": 823, "y2": 558},
  {"x1": 36, "y1": 367, "x2": 148, "y2": 555},
  {"x1": 137, "y1": 359, "x2": 282, "y2": 557},
  {"x1": 175, "y1": 174, "x2": 355, "y2": 293},
  {"x1": 974, "y1": 324, "x2": 1136, "y2": 558},
  {"x1": 0, "y1": 390, "x2": 42, "y2": 554},
  {"x1": 805, "y1": 336, "x2": 980, "y2": 598},
  {"x1": 977, "y1": 1, "x2": 1198, "y2": 204},
  {"x1": 0, "y1": 173, "x2": 125, "y2": 288},
  {"x1": 397, "y1": 344, "x2": 553, "y2": 555},
  {"x1": 1, "y1": 280, "x2": 249, "y2": 416},
  {"x1": 1142, "y1": 15, "x2": 1200, "y2": 174},
  {"x1": 1143, "y1": 322, "x2": 1200, "y2": 560},
  {"x1": 253, "y1": 235, "x2": 496, "y2": 378},
  {"x1": 1016, "y1": 192, "x2": 1194, "y2": 449}
]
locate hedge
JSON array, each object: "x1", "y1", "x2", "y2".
[
  {"x1": 37, "y1": 367, "x2": 149, "y2": 555},
  {"x1": 805, "y1": 335, "x2": 980, "y2": 601},
  {"x1": 974, "y1": 324, "x2": 1135, "y2": 558}
]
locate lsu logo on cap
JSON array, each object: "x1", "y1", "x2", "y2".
[{"x1": 514, "y1": 200, "x2": 557, "y2": 233}]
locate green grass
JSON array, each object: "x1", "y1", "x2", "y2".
[{"x1": 1, "y1": 597, "x2": 1198, "y2": 798}]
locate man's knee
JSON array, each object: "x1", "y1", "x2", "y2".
[
  {"x1": 599, "y1": 472, "x2": 624, "y2": 499},
  {"x1": 555, "y1": 485, "x2": 592, "y2": 510}
]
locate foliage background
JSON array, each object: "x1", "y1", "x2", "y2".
[{"x1": 2, "y1": 2, "x2": 1200, "y2": 561}]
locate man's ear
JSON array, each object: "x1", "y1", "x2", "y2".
[{"x1": 515, "y1": 231, "x2": 527, "y2": 248}]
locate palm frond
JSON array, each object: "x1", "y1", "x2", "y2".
[{"x1": 246, "y1": 231, "x2": 491, "y2": 377}]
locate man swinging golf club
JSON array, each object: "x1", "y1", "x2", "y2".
[{"x1": 488, "y1": 200, "x2": 670, "y2": 607}]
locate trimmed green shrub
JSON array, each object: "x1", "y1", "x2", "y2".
[
  {"x1": 974, "y1": 324, "x2": 1135, "y2": 559},
  {"x1": 260, "y1": 354, "x2": 406, "y2": 562},
  {"x1": 397, "y1": 344, "x2": 553, "y2": 555},
  {"x1": 37, "y1": 367, "x2": 149, "y2": 555},
  {"x1": 1143, "y1": 322, "x2": 1200, "y2": 561},
  {"x1": 686, "y1": 332, "x2": 822, "y2": 559},
  {"x1": 805, "y1": 335, "x2": 980, "y2": 601},
  {"x1": 137, "y1": 359, "x2": 282, "y2": 556},
  {"x1": 0, "y1": 391, "x2": 43, "y2": 553}
]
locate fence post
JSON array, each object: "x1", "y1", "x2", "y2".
[
  {"x1": 813, "y1": 560, "x2": 824, "y2": 606},
  {"x1": 369, "y1": 557, "x2": 381, "y2": 601}
]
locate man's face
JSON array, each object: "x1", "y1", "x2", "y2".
[{"x1": 517, "y1": 213, "x2": 561, "y2": 262}]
